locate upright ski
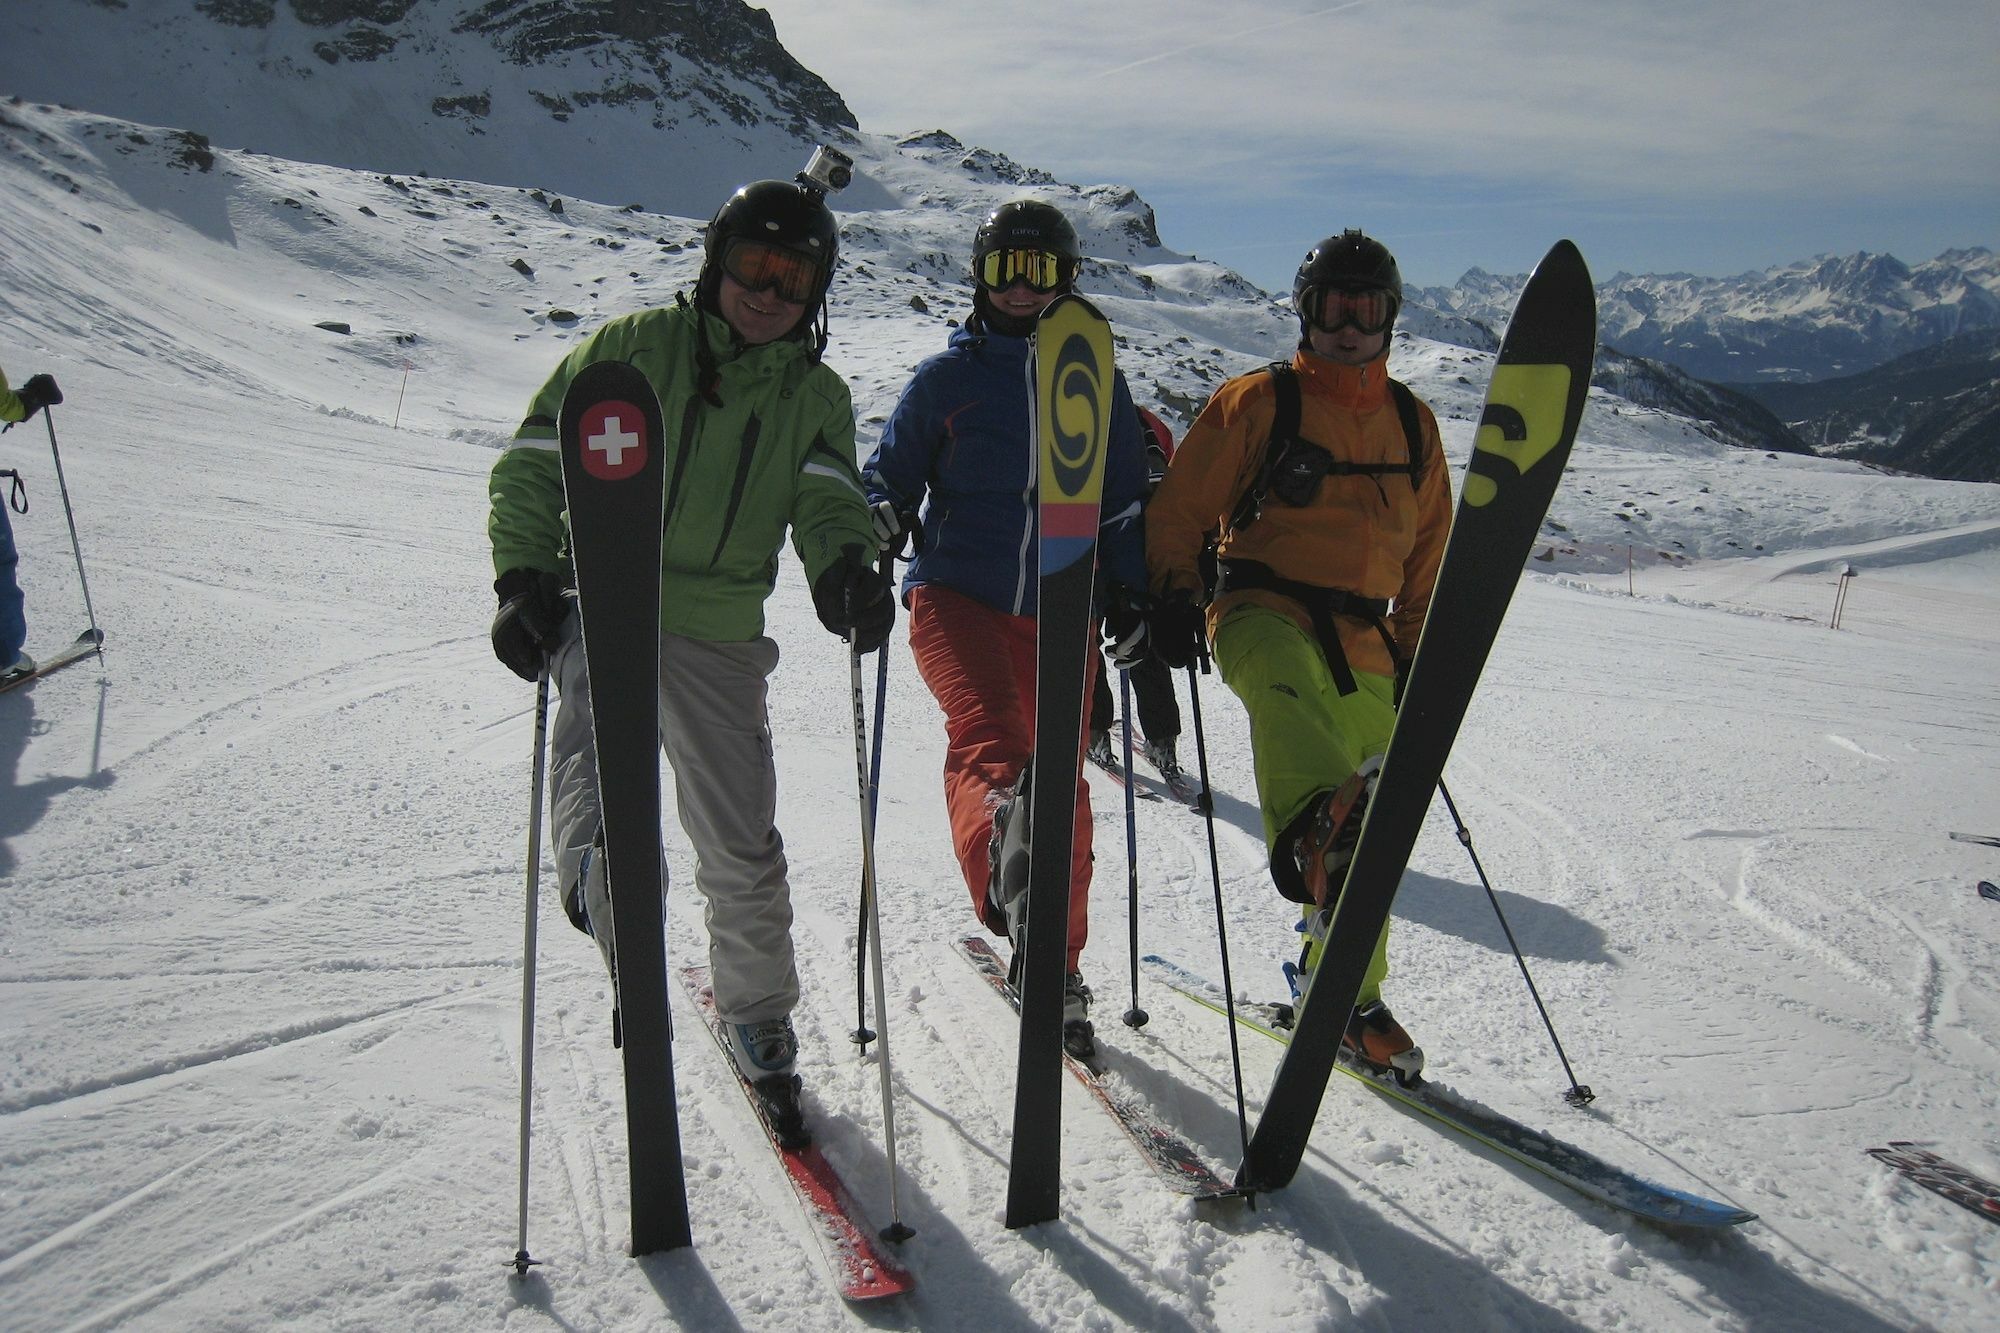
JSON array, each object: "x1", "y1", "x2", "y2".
[
  {"x1": 1008, "y1": 293, "x2": 1116, "y2": 1228},
  {"x1": 1238, "y1": 241, "x2": 1597, "y2": 1195},
  {"x1": 1146, "y1": 955, "x2": 1755, "y2": 1229},
  {"x1": 678, "y1": 967, "x2": 916, "y2": 1299},
  {"x1": 558, "y1": 360, "x2": 690, "y2": 1254},
  {"x1": 0, "y1": 628, "x2": 103, "y2": 693}
]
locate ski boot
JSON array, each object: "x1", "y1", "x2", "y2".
[
  {"x1": 1062, "y1": 971, "x2": 1096, "y2": 1062},
  {"x1": 1140, "y1": 735, "x2": 1182, "y2": 781},
  {"x1": 1342, "y1": 1000, "x2": 1425, "y2": 1086},
  {"x1": 730, "y1": 1017, "x2": 810, "y2": 1149}
]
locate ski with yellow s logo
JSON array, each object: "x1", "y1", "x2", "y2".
[
  {"x1": 1239, "y1": 240, "x2": 1596, "y2": 1195},
  {"x1": 1006, "y1": 292, "x2": 1116, "y2": 1229}
]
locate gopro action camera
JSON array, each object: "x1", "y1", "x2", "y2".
[{"x1": 798, "y1": 145, "x2": 854, "y2": 196}]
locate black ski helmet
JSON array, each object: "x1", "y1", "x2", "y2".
[
  {"x1": 700, "y1": 179, "x2": 840, "y2": 346},
  {"x1": 971, "y1": 199, "x2": 1082, "y2": 286},
  {"x1": 1292, "y1": 228, "x2": 1402, "y2": 329}
]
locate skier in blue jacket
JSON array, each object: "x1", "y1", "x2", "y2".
[{"x1": 863, "y1": 200, "x2": 1151, "y2": 1058}]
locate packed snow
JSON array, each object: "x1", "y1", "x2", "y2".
[{"x1": 2, "y1": 101, "x2": 1997, "y2": 1331}]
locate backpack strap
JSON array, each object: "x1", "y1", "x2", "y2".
[
  {"x1": 1387, "y1": 377, "x2": 1425, "y2": 493},
  {"x1": 1226, "y1": 362, "x2": 1298, "y2": 532},
  {"x1": 1230, "y1": 365, "x2": 1424, "y2": 534}
]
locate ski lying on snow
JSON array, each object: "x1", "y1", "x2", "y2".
[
  {"x1": 1088, "y1": 728, "x2": 1168, "y2": 800},
  {"x1": 0, "y1": 627, "x2": 103, "y2": 694},
  {"x1": 1866, "y1": 1142, "x2": 2000, "y2": 1226},
  {"x1": 1949, "y1": 831, "x2": 2000, "y2": 848},
  {"x1": 1979, "y1": 881, "x2": 2000, "y2": 903},
  {"x1": 1143, "y1": 954, "x2": 1756, "y2": 1230},
  {"x1": 1088, "y1": 721, "x2": 1203, "y2": 808},
  {"x1": 956, "y1": 936, "x2": 1243, "y2": 1203},
  {"x1": 677, "y1": 966, "x2": 915, "y2": 1301}
]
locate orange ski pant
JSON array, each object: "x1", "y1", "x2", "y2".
[{"x1": 907, "y1": 583, "x2": 1095, "y2": 970}]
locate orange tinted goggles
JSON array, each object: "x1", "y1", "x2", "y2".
[
  {"x1": 723, "y1": 239, "x2": 824, "y2": 303},
  {"x1": 977, "y1": 248, "x2": 1070, "y2": 293},
  {"x1": 1304, "y1": 285, "x2": 1398, "y2": 336}
]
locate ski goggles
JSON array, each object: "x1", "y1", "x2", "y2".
[
  {"x1": 1302, "y1": 285, "x2": 1398, "y2": 336},
  {"x1": 976, "y1": 247, "x2": 1072, "y2": 293},
  {"x1": 721, "y1": 238, "x2": 825, "y2": 304}
]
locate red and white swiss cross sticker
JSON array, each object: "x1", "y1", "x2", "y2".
[{"x1": 577, "y1": 400, "x2": 649, "y2": 481}]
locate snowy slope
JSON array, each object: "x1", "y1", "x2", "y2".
[{"x1": 2, "y1": 100, "x2": 1998, "y2": 1331}]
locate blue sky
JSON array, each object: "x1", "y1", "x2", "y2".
[{"x1": 757, "y1": 0, "x2": 1998, "y2": 290}]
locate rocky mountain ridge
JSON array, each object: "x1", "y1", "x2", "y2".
[{"x1": 1415, "y1": 247, "x2": 2000, "y2": 384}]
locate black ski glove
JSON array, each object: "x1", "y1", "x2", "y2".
[
  {"x1": 1148, "y1": 590, "x2": 1207, "y2": 670},
  {"x1": 1101, "y1": 586, "x2": 1152, "y2": 670},
  {"x1": 490, "y1": 567, "x2": 571, "y2": 681},
  {"x1": 14, "y1": 374, "x2": 62, "y2": 418},
  {"x1": 812, "y1": 544, "x2": 896, "y2": 654}
]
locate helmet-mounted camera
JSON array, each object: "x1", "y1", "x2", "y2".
[{"x1": 797, "y1": 145, "x2": 853, "y2": 199}]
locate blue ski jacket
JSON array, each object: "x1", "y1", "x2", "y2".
[{"x1": 863, "y1": 321, "x2": 1148, "y2": 618}]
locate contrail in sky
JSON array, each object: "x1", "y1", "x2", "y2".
[{"x1": 1096, "y1": 1, "x2": 1384, "y2": 78}]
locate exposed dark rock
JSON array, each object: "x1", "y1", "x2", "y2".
[{"x1": 196, "y1": 1, "x2": 276, "y2": 27}]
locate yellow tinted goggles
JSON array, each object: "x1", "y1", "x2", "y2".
[{"x1": 977, "y1": 248, "x2": 1070, "y2": 293}]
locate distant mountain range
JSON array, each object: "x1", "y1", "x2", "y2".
[
  {"x1": 1412, "y1": 250, "x2": 2000, "y2": 482},
  {"x1": 1413, "y1": 249, "x2": 2000, "y2": 383},
  {"x1": 13, "y1": 0, "x2": 1997, "y2": 485}
]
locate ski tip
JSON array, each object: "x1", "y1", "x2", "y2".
[
  {"x1": 1537, "y1": 237, "x2": 1589, "y2": 279},
  {"x1": 1040, "y1": 290, "x2": 1108, "y2": 323}
]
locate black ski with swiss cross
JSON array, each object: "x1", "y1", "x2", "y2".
[
  {"x1": 558, "y1": 359, "x2": 691, "y2": 1253},
  {"x1": 1006, "y1": 294, "x2": 1115, "y2": 1229},
  {"x1": 1237, "y1": 240, "x2": 1597, "y2": 1195}
]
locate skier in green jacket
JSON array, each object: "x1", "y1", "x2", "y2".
[{"x1": 485, "y1": 173, "x2": 892, "y2": 1147}]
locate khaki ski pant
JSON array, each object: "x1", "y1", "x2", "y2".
[{"x1": 547, "y1": 615, "x2": 798, "y2": 1026}]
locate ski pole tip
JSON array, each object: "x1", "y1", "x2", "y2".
[{"x1": 1121, "y1": 1006, "x2": 1149, "y2": 1028}]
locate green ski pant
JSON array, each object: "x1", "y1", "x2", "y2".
[{"x1": 1213, "y1": 605, "x2": 1397, "y2": 1005}]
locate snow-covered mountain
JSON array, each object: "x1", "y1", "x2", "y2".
[
  {"x1": 1415, "y1": 248, "x2": 2000, "y2": 383},
  {"x1": 10, "y1": 0, "x2": 862, "y2": 220},
  {"x1": 1732, "y1": 328, "x2": 2000, "y2": 483}
]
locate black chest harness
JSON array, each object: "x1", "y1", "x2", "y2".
[{"x1": 1215, "y1": 362, "x2": 1427, "y2": 697}]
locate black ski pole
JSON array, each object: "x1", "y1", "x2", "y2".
[
  {"x1": 510, "y1": 668, "x2": 553, "y2": 1276},
  {"x1": 851, "y1": 553, "x2": 893, "y2": 1049},
  {"x1": 1185, "y1": 656, "x2": 1253, "y2": 1166},
  {"x1": 847, "y1": 637, "x2": 914, "y2": 1241},
  {"x1": 1436, "y1": 780, "x2": 1594, "y2": 1107},
  {"x1": 1118, "y1": 668, "x2": 1147, "y2": 1027},
  {"x1": 41, "y1": 407, "x2": 105, "y2": 655}
]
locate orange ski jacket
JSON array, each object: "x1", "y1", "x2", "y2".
[{"x1": 1145, "y1": 347, "x2": 1453, "y2": 678}]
